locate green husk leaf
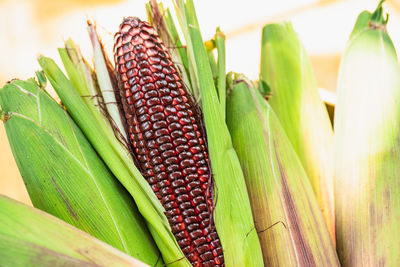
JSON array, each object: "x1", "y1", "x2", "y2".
[
  {"x1": 257, "y1": 79, "x2": 272, "y2": 99},
  {"x1": 334, "y1": 3, "x2": 400, "y2": 265},
  {"x1": 58, "y1": 41, "x2": 115, "y2": 145},
  {"x1": 174, "y1": 1, "x2": 264, "y2": 266},
  {"x1": 204, "y1": 29, "x2": 227, "y2": 118},
  {"x1": 206, "y1": 42, "x2": 218, "y2": 82},
  {"x1": 164, "y1": 7, "x2": 190, "y2": 75},
  {"x1": 38, "y1": 56, "x2": 190, "y2": 267},
  {"x1": 87, "y1": 24, "x2": 128, "y2": 141},
  {"x1": 214, "y1": 28, "x2": 226, "y2": 118},
  {"x1": 0, "y1": 195, "x2": 148, "y2": 267},
  {"x1": 60, "y1": 39, "x2": 100, "y2": 110},
  {"x1": 349, "y1": 11, "x2": 372, "y2": 40},
  {"x1": 35, "y1": 70, "x2": 47, "y2": 88},
  {"x1": 0, "y1": 78, "x2": 161, "y2": 265},
  {"x1": 260, "y1": 22, "x2": 335, "y2": 239},
  {"x1": 226, "y1": 74, "x2": 339, "y2": 266}
]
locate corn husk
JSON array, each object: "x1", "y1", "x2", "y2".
[
  {"x1": 334, "y1": 2, "x2": 400, "y2": 266},
  {"x1": 260, "y1": 22, "x2": 335, "y2": 239},
  {"x1": 86, "y1": 27, "x2": 128, "y2": 141},
  {"x1": 226, "y1": 74, "x2": 339, "y2": 266},
  {"x1": 0, "y1": 78, "x2": 161, "y2": 266},
  {"x1": 0, "y1": 195, "x2": 148, "y2": 267}
]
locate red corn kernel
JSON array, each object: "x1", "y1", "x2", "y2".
[{"x1": 114, "y1": 17, "x2": 223, "y2": 267}]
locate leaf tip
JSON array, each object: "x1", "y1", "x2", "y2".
[
  {"x1": 0, "y1": 109, "x2": 10, "y2": 123},
  {"x1": 35, "y1": 71, "x2": 47, "y2": 88}
]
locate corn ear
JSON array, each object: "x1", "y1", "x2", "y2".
[
  {"x1": 113, "y1": 16, "x2": 224, "y2": 266},
  {"x1": 0, "y1": 78, "x2": 161, "y2": 266},
  {"x1": 173, "y1": 1, "x2": 264, "y2": 266},
  {"x1": 334, "y1": 2, "x2": 400, "y2": 266},
  {"x1": 260, "y1": 22, "x2": 335, "y2": 240},
  {"x1": 226, "y1": 74, "x2": 339, "y2": 266},
  {"x1": 0, "y1": 195, "x2": 148, "y2": 267}
]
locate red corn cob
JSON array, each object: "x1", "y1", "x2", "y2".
[{"x1": 113, "y1": 17, "x2": 224, "y2": 267}]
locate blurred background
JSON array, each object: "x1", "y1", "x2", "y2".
[{"x1": 1, "y1": 0, "x2": 400, "y2": 205}]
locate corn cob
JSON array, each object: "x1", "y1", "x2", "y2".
[{"x1": 114, "y1": 17, "x2": 223, "y2": 267}]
